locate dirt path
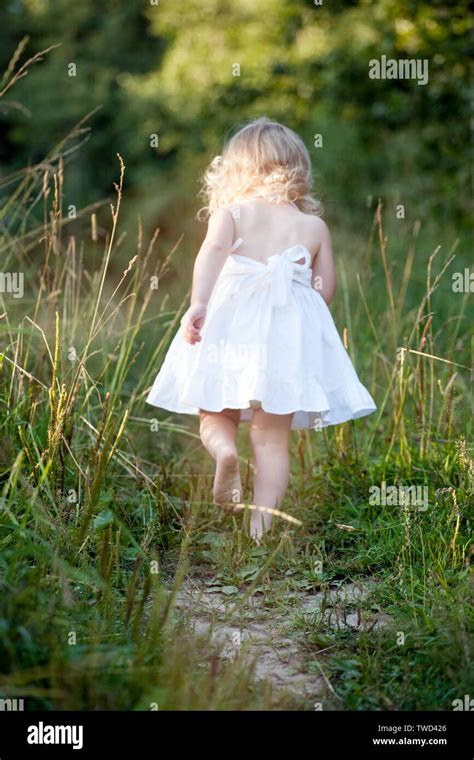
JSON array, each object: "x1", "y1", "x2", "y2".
[{"x1": 175, "y1": 578, "x2": 390, "y2": 701}]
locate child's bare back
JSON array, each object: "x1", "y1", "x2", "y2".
[
  {"x1": 227, "y1": 197, "x2": 324, "y2": 266},
  {"x1": 208, "y1": 197, "x2": 336, "y2": 304}
]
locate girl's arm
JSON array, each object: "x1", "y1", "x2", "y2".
[
  {"x1": 182, "y1": 207, "x2": 234, "y2": 344},
  {"x1": 311, "y1": 219, "x2": 337, "y2": 305},
  {"x1": 190, "y1": 207, "x2": 234, "y2": 307}
]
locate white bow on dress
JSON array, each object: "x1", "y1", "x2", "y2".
[{"x1": 225, "y1": 245, "x2": 312, "y2": 308}]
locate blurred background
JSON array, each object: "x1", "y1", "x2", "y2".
[{"x1": 0, "y1": 0, "x2": 470, "y2": 242}]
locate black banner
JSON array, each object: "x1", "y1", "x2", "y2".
[{"x1": 0, "y1": 710, "x2": 471, "y2": 758}]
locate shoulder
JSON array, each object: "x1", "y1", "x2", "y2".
[
  {"x1": 306, "y1": 214, "x2": 331, "y2": 239},
  {"x1": 207, "y1": 205, "x2": 236, "y2": 230},
  {"x1": 304, "y1": 215, "x2": 331, "y2": 250},
  {"x1": 204, "y1": 205, "x2": 236, "y2": 246}
]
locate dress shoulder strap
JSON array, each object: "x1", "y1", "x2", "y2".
[{"x1": 227, "y1": 202, "x2": 243, "y2": 252}]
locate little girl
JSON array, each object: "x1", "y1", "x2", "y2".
[{"x1": 146, "y1": 117, "x2": 376, "y2": 541}]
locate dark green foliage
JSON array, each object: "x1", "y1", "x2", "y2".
[{"x1": 0, "y1": 1, "x2": 470, "y2": 223}]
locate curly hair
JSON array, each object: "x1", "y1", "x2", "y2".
[{"x1": 198, "y1": 117, "x2": 323, "y2": 220}]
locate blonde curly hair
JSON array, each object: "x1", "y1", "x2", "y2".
[{"x1": 198, "y1": 117, "x2": 323, "y2": 220}]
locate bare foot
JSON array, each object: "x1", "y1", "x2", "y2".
[
  {"x1": 213, "y1": 449, "x2": 242, "y2": 510},
  {"x1": 250, "y1": 531, "x2": 262, "y2": 547},
  {"x1": 250, "y1": 508, "x2": 269, "y2": 543}
]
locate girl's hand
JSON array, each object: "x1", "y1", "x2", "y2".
[{"x1": 181, "y1": 304, "x2": 207, "y2": 344}]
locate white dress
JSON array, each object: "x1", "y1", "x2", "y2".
[{"x1": 146, "y1": 238, "x2": 376, "y2": 430}]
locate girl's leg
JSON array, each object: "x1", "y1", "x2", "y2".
[
  {"x1": 249, "y1": 409, "x2": 293, "y2": 540},
  {"x1": 199, "y1": 408, "x2": 242, "y2": 506}
]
